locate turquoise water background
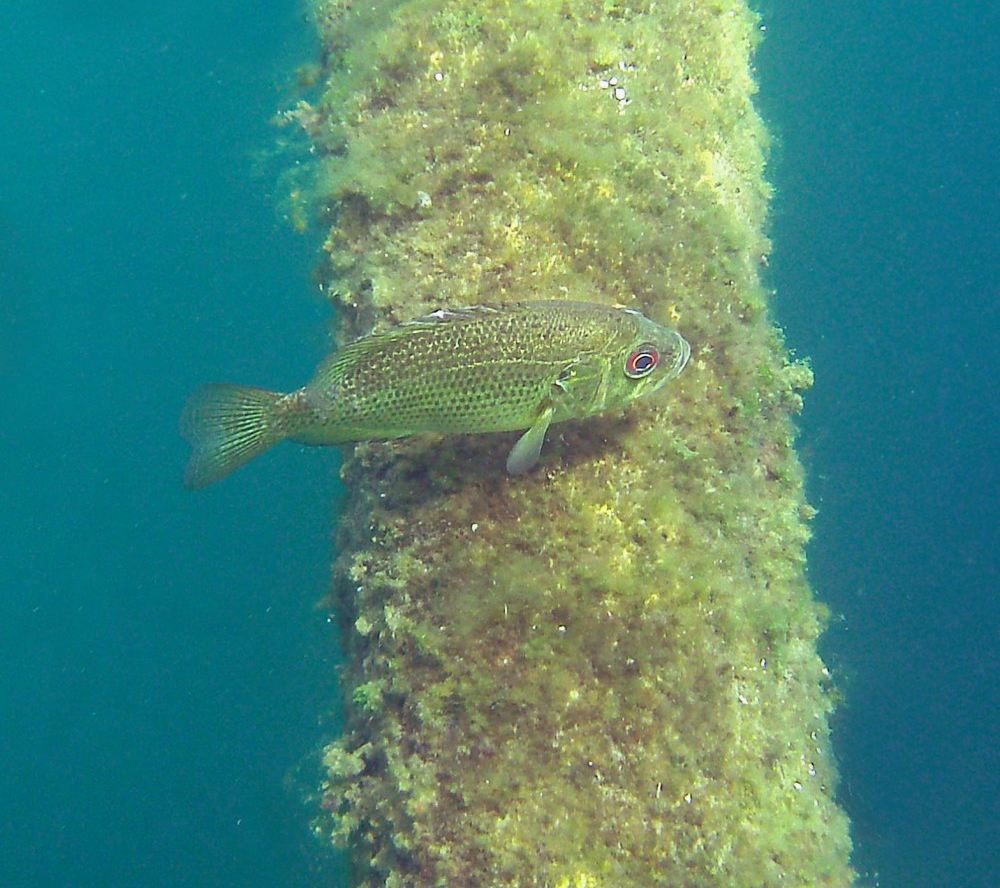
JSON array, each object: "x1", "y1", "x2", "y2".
[{"x1": 1, "y1": 2, "x2": 995, "y2": 886}]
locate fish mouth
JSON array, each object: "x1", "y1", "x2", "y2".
[{"x1": 671, "y1": 334, "x2": 691, "y2": 377}]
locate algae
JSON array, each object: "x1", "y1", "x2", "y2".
[{"x1": 301, "y1": 0, "x2": 855, "y2": 884}]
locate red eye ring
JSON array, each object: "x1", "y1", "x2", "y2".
[{"x1": 625, "y1": 345, "x2": 660, "y2": 378}]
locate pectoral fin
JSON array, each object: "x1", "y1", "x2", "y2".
[{"x1": 506, "y1": 406, "x2": 554, "y2": 475}]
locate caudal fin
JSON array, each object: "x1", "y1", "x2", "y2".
[{"x1": 181, "y1": 384, "x2": 285, "y2": 488}]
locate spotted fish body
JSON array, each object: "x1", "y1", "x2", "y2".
[{"x1": 182, "y1": 301, "x2": 690, "y2": 488}]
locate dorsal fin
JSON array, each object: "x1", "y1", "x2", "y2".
[
  {"x1": 309, "y1": 307, "x2": 500, "y2": 387},
  {"x1": 405, "y1": 304, "x2": 503, "y2": 325}
]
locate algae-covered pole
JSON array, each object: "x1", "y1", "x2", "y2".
[{"x1": 307, "y1": 1, "x2": 855, "y2": 884}]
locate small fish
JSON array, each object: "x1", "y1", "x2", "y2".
[{"x1": 181, "y1": 300, "x2": 690, "y2": 488}]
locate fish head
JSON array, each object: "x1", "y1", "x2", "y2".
[{"x1": 608, "y1": 309, "x2": 691, "y2": 405}]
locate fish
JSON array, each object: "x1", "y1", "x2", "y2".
[{"x1": 181, "y1": 300, "x2": 690, "y2": 488}]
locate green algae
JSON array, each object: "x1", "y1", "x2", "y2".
[{"x1": 302, "y1": 0, "x2": 855, "y2": 884}]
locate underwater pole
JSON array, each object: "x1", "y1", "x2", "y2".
[{"x1": 304, "y1": 1, "x2": 855, "y2": 884}]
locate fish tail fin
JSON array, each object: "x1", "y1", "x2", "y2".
[{"x1": 181, "y1": 384, "x2": 287, "y2": 488}]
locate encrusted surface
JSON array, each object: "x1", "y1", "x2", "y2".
[{"x1": 300, "y1": 1, "x2": 855, "y2": 884}]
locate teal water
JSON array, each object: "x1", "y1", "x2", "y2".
[
  {"x1": 1, "y1": 2, "x2": 342, "y2": 885},
  {"x1": 758, "y1": 2, "x2": 998, "y2": 885},
  {"x1": 1, "y1": 2, "x2": 995, "y2": 887}
]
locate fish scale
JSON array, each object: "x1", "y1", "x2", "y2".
[{"x1": 314, "y1": 303, "x2": 635, "y2": 435}]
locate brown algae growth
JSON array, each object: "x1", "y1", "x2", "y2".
[{"x1": 298, "y1": 0, "x2": 856, "y2": 885}]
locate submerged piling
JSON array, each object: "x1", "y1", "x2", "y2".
[{"x1": 303, "y1": 1, "x2": 855, "y2": 884}]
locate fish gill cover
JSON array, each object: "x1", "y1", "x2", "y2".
[{"x1": 294, "y1": 0, "x2": 855, "y2": 884}]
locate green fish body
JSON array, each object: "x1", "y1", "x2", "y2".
[{"x1": 181, "y1": 301, "x2": 690, "y2": 488}]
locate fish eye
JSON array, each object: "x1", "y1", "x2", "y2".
[{"x1": 624, "y1": 344, "x2": 660, "y2": 378}]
